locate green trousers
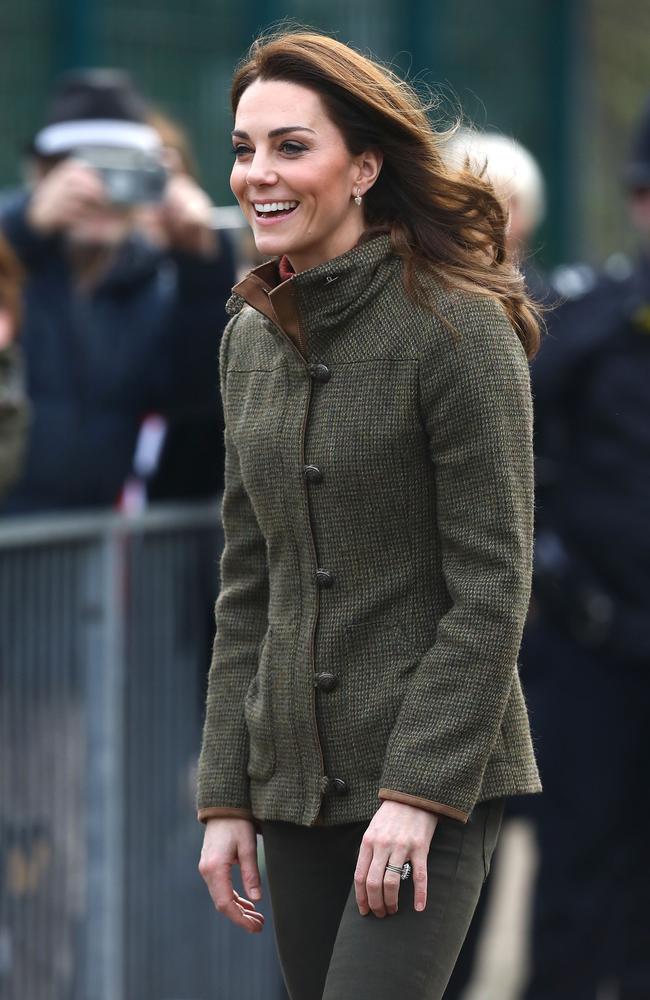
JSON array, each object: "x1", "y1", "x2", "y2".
[{"x1": 261, "y1": 796, "x2": 505, "y2": 1000}]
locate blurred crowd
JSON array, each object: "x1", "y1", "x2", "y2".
[
  {"x1": 0, "y1": 68, "x2": 239, "y2": 517},
  {"x1": 0, "y1": 64, "x2": 649, "y2": 1000},
  {"x1": 444, "y1": 102, "x2": 650, "y2": 1000}
]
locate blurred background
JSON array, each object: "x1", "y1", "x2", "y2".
[
  {"x1": 0, "y1": 1, "x2": 648, "y2": 999},
  {"x1": 1, "y1": 0, "x2": 649, "y2": 264}
]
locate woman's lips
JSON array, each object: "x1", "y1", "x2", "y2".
[{"x1": 252, "y1": 201, "x2": 299, "y2": 225}]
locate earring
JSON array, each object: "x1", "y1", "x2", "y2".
[{"x1": 354, "y1": 186, "x2": 362, "y2": 206}]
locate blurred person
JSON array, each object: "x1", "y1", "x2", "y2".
[
  {"x1": 0, "y1": 68, "x2": 235, "y2": 514},
  {"x1": 196, "y1": 30, "x2": 542, "y2": 1000},
  {"x1": 0, "y1": 235, "x2": 28, "y2": 499},
  {"x1": 447, "y1": 130, "x2": 548, "y2": 294},
  {"x1": 137, "y1": 107, "x2": 234, "y2": 501},
  {"x1": 517, "y1": 97, "x2": 650, "y2": 999},
  {"x1": 440, "y1": 131, "x2": 550, "y2": 1000},
  {"x1": 0, "y1": 69, "x2": 233, "y2": 999}
]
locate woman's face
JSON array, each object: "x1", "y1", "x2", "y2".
[{"x1": 230, "y1": 79, "x2": 380, "y2": 272}]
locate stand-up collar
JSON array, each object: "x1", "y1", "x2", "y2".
[{"x1": 228, "y1": 234, "x2": 397, "y2": 359}]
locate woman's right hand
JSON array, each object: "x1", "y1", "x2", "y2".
[{"x1": 198, "y1": 818, "x2": 265, "y2": 934}]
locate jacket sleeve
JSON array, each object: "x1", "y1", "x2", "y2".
[
  {"x1": 196, "y1": 311, "x2": 270, "y2": 824},
  {"x1": 0, "y1": 192, "x2": 61, "y2": 269},
  {"x1": 379, "y1": 295, "x2": 534, "y2": 823}
]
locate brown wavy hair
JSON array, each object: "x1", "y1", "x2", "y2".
[{"x1": 232, "y1": 30, "x2": 541, "y2": 359}]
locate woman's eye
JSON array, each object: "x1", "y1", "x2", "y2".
[
  {"x1": 232, "y1": 144, "x2": 252, "y2": 158},
  {"x1": 279, "y1": 141, "x2": 307, "y2": 155}
]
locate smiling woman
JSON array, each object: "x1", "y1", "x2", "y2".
[
  {"x1": 230, "y1": 85, "x2": 382, "y2": 271},
  {"x1": 196, "y1": 28, "x2": 542, "y2": 1000}
]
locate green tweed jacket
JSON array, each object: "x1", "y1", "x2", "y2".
[{"x1": 197, "y1": 234, "x2": 542, "y2": 828}]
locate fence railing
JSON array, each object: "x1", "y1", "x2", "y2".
[{"x1": 0, "y1": 503, "x2": 286, "y2": 1000}]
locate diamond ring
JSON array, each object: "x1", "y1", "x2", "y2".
[{"x1": 385, "y1": 860, "x2": 412, "y2": 881}]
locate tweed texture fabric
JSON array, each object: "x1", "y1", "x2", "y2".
[{"x1": 196, "y1": 234, "x2": 542, "y2": 827}]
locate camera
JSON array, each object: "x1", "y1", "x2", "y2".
[{"x1": 71, "y1": 145, "x2": 168, "y2": 205}]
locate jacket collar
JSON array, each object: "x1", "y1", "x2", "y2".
[{"x1": 228, "y1": 233, "x2": 396, "y2": 359}]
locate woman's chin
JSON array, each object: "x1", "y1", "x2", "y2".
[{"x1": 253, "y1": 232, "x2": 297, "y2": 259}]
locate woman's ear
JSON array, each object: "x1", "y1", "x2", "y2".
[{"x1": 356, "y1": 149, "x2": 383, "y2": 195}]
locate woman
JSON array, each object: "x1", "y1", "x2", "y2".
[{"x1": 197, "y1": 30, "x2": 542, "y2": 1000}]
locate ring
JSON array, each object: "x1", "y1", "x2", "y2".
[{"x1": 385, "y1": 861, "x2": 412, "y2": 881}]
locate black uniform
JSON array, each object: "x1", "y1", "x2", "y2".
[{"x1": 522, "y1": 254, "x2": 650, "y2": 1000}]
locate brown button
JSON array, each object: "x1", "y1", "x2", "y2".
[
  {"x1": 316, "y1": 568, "x2": 335, "y2": 588},
  {"x1": 303, "y1": 464, "x2": 323, "y2": 483},
  {"x1": 314, "y1": 672, "x2": 338, "y2": 692},
  {"x1": 308, "y1": 363, "x2": 331, "y2": 383}
]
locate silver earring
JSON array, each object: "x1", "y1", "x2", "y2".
[{"x1": 354, "y1": 186, "x2": 362, "y2": 207}]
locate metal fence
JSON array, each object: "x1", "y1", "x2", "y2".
[{"x1": 0, "y1": 503, "x2": 286, "y2": 1000}]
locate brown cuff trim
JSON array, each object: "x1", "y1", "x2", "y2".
[
  {"x1": 378, "y1": 788, "x2": 469, "y2": 824},
  {"x1": 197, "y1": 806, "x2": 254, "y2": 825}
]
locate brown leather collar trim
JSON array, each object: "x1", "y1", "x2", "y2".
[{"x1": 232, "y1": 260, "x2": 305, "y2": 356}]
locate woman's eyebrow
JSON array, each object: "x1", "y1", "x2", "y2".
[{"x1": 231, "y1": 126, "x2": 316, "y2": 139}]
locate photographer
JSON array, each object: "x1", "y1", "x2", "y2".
[{"x1": 0, "y1": 69, "x2": 234, "y2": 514}]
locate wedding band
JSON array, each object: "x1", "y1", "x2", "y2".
[{"x1": 385, "y1": 861, "x2": 412, "y2": 881}]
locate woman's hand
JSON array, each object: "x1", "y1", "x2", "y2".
[
  {"x1": 198, "y1": 818, "x2": 265, "y2": 933},
  {"x1": 354, "y1": 800, "x2": 439, "y2": 918}
]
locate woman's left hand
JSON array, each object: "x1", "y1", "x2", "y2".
[{"x1": 354, "y1": 800, "x2": 439, "y2": 918}]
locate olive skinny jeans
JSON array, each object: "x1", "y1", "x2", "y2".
[{"x1": 260, "y1": 796, "x2": 505, "y2": 1000}]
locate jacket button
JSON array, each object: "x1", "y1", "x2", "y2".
[
  {"x1": 303, "y1": 464, "x2": 323, "y2": 483},
  {"x1": 308, "y1": 363, "x2": 331, "y2": 383},
  {"x1": 316, "y1": 568, "x2": 335, "y2": 588},
  {"x1": 314, "y1": 671, "x2": 338, "y2": 692},
  {"x1": 331, "y1": 777, "x2": 349, "y2": 796}
]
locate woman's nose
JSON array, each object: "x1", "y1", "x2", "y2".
[{"x1": 245, "y1": 151, "x2": 278, "y2": 187}]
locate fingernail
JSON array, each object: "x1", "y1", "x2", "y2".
[
  {"x1": 250, "y1": 887, "x2": 261, "y2": 900},
  {"x1": 415, "y1": 901, "x2": 424, "y2": 912}
]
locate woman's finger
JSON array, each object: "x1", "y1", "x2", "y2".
[
  {"x1": 411, "y1": 847, "x2": 429, "y2": 912},
  {"x1": 238, "y1": 840, "x2": 262, "y2": 901},
  {"x1": 366, "y1": 847, "x2": 391, "y2": 918},
  {"x1": 353, "y1": 839, "x2": 373, "y2": 915},
  {"x1": 383, "y1": 853, "x2": 408, "y2": 915},
  {"x1": 223, "y1": 895, "x2": 264, "y2": 933},
  {"x1": 233, "y1": 890, "x2": 259, "y2": 911}
]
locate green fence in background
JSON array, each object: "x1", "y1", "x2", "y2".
[{"x1": 0, "y1": 0, "x2": 576, "y2": 265}]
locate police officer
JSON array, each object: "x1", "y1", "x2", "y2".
[{"x1": 521, "y1": 96, "x2": 650, "y2": 1000}]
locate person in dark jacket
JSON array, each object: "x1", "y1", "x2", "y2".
[
  {"x1": 519, "y1": 96, "x2": 650, "y2": 1000},
  {"x1": 197, "y1": 31, "x2": 542, "y2": 1000},
  {"x1": 0, "y1": 234, "x2": 28, "y2": 499},
  {"x1": 0, "y1": 69, "x2": 234, "y2": 515}
]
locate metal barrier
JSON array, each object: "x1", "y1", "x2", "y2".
[{"x1": 0, "y1": 503, "x2": 286, "y2": 1000}]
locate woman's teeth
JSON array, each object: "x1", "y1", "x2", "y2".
[{"x1": 254, "y1": 201, "x2": 299, "y2": 215}]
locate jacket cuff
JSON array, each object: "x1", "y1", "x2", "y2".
[
  {"x1": 197, "y1": 805, "x2": 255, "y2": 824},
  {"x1": 378, "y1": 788, "x2": 469, "y2": 824}
]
